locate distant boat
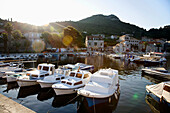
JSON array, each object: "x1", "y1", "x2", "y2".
[
  {"x1": 146, "y1": 82, "x2": 170, "y2": 109},
  {"x1": 17, "y1": 63, "x2": 55, "y2": 87},
  {"x1": 142, "y1": 67, "x2": 170, "y2": 80},
  {"x1": 77, "y1": 68, "x2": 120, "y2": 108},
  {"x1": 52, "y1": 69, "x2": 92, "y2": 95}
]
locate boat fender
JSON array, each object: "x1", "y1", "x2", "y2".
[
  {"x1": 109, "y1": 97, "x2": 111, "y2": 103},
  {"x1": 160, "y1": 96, "x2": 163, "y2": 103},
  {"x1": 115, "y1": 93, "x2": 118, "y2": 100}
]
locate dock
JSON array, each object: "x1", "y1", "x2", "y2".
[{"x1": 0, "y1": 94, "x2": 35, "y2": 113}]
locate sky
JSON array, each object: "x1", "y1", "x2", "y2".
[{"x1": 1, "y1": 0, "x2": 170, "y2": 30}]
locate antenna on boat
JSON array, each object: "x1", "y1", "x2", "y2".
[{"x1": 77, "y1": 66, "x2": 80, "y2": 72}]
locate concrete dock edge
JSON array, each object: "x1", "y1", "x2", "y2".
[{"x1": 0, "y1": 94, "x2": 35, "y2": 113}]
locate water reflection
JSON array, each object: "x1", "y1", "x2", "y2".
[
  {"x1": 17, "y1": 85, "x2": 41, "y2": 98},
  {"x1": 37, "y1": 88, "x2": 54, "y2": 101},
  {"x1": 142, "y1": 73, "x2": 170, "y2": 83},
  {"x1": 52, "y1": 93, "x2": 77, "y2": 108},
  {"x1": 3, "y1": 82, "x2": 19, "y2": 93},
  {"x1": 145, "y1": 94, "x2": 170, "y2": 113},
  {"x1": 0, "y1": 78, "x2": 7, "y2": 85},
  {"x1": 77, "y1": 89, "x2": 120, "y2": 113}
]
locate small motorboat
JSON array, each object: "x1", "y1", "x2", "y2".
[
  {"x1": 142, "y1": 67, "x2": 170, "y2": 79},
  {"x1": 146, "y1": 82, "x2": 170, "y2": 109},
  {"x1": 77, "y1": 68, "x2": 119, "y2": 108},
  {"x1": 17, "y1": 63, "x2": 55, "y2": 87},
  {"x1": 5, "y1": 68, "x2": 34, "y2": 82},
  {"x1": 37, "y1": 68, "x2": 70, "y2": 88},
  {"x1": 52, "y1": 69, "x2": 92, "y2": 95},
  {"x1": 75, "y1": 63, "x2": 94, "y2": 71}
]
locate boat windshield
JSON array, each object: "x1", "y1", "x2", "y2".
[
  {"x1": 163, "y1": 85, "x2": 170, "y2": 92},
  {"x1": 83, "y1": 74, "x2": 89, "y2": 79},
  {"x1": 61, "y1": 81, "x2": 66, "y2": 83},
  {"x1": 69, "y1": 72, "x2": 75, "y2": 77},
  {"x1": 76, "y1": 73, "x2": 82, "y2": 78},
  {"x1": 37, "y1": 66, "x2": 42, "y2": 70},
  {"x1": 42, "y1": 66, "x2": 49, "y2": 71}
]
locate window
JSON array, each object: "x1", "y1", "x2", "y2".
[
  {"x1": 94, "y1": 42, "x2": 97, "y2": 46},
  {"x1": 89, "y1": 42, "x2": 91, "y2": 46},
  {"x1": 43, "y1": 66, "x2": 49, "y2": 71},
  {"x1": 83, "y1": 74, "x2": 89, "y2": 79},
  {"x1": 32, "y1": 74, "x2": 38, "y2": 77},
  {"x1": 101, "y1": 43, "x2": 103, "y2": 46},
  {"x1": 76, "y1": 73, "x2": 82, "y2": 78},
  {"x1": 38, "y1": 66, "x2": 42, "y2": 70},
  {"x1": 74, "y1": 81, "x2": 83, "y2": 86},
  {"x1": 61, "y1": 81, "x2": 66, "y2": 83},
  {"x1": 56, "y1": 78, "x2": 60, "y2": 80},
  {"x1": 70, "y1": 72, "x2": 75, "y2": 77},
  {"x1": 66, "y1": 82, "x2": 72, "y2": 85}
]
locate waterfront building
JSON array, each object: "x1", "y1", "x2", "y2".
[
  {"x1": 113, "y1": 41, "x2": 127, "y2": 53},
  {"x1": 85, "y1": 36, "x2": 104, "y2": 52},
  {"x1": 116, "y1": 34, "x2": 140, "y2": 52},
  {"x1": 24, "y1": 32, "x2": 42, "y2": 42}
]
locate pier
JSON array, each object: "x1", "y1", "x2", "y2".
[{"x1": 0, "y1": 94, "x2": 35, "y2": 113}]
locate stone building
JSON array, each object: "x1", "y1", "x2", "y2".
[{"x1": 85, "y1": 36, "x2": 104, "y2": 52}]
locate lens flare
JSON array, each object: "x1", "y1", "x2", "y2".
[
  {"x1": 62, "y1": 35, "x2": 73, "y2": 46},
  {"x1": 32, "y1": 40, "x2": 45, "y2": 52},
  {"x1": 133, "y1": 93, "x2": 139, "y2": 100}
]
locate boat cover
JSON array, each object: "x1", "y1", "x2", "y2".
[{"x1": 146, "y1": 82, "x2": 170, "y2": 103}]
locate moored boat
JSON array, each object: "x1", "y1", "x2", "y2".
[
  {"x1": 37, "y1": 68, "x2": 70, "y2": 88},
  {"x1": 17, "y1": 63, "x2": 55, "y2": 87},
  {"x1": 52, "y1": 69, "x2": 92, "y2": 95},
  {"x1": 146, "y1": 82, "x2": 170, "y2": 109},
  {"x1": 77, "y1": 68, "x2": 119, "y2": 108},
  {"x1": 142, "y1": 67, "x2": 170, "y2": 80}
]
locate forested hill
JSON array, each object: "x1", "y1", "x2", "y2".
[{"x1": 52, "y1": 14, "x2": 146, "y2": 38}]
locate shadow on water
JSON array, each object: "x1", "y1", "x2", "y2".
[
  {"x1": 0, "y1": 78, "x2": 7, "y2": 85},
  {"x1": 141, "y1": 72, "x2": 170, "y2": 84},
  {"x1": 3, "y1": 82, "x2": 19, "y2": 93},
  {"x1": 52, "y1": 93, "x2": 77, "y2": 108},
  {"x1": 17, "y1": 85, "x2": 41, "y2": 98},
  {"x1": 37, "y1": 88, "x2": 55, "y2": 101},
  {"x1": 145, "y1": 94, "x2": 170, "y2": 113},
  {"x1": 77, "y1": 88, "x2": 120, "y2": 113}
]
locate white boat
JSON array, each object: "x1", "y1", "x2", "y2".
[
  {"x1": 5, "y1": 68, "x2": 35, "y2": 82},
  {"x1": 142, "y1": 67, "x2": 170, "y2": 79},
  {"x1": 17, "y1": 63, "x2": 55, "y2": 87},
  {"x1": 146, "y1": 82, "x2": 170, "y2": 108},
  {"x1": 0, "y1": 64, "x2": 24, "y2": 78},
  {"x1": 77, "y1": 68, "x2": 119, "y2": 109},
  {"x1": 52, "y1": 70, "x2": 92, "y2": 95},
  {"x1": 75, "y1": 63, "x2": 94, "y2": 71},
  {"x1": 37, "y1": 68, "x2": 70, "y2": 88},
  {"x1": 77, "y1": 68, "x2": 119, "y2": 98}
]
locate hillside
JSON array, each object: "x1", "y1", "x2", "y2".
[{"x1": 51, "y1": 14, "x2": 146, "y2": 38}]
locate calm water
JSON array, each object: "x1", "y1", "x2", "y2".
[{"x1": 0, "y1": 55, "x2": 170, "y2": 113}]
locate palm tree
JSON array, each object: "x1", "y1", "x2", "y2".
[{"x1": 4, "y1": 22, "x2": 13, "y2": 52}]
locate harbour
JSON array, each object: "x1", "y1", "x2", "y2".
[{"x1": 0, "y1": 54, "x2": 169, "y2": 113}]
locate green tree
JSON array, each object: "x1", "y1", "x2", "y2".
[
  {"x1": 4, "y1": 22, "x2": 13, "y2": 52},
  {"x1": 24, "y1": 39, "x2": 31, "y2": 52},
  {"x1": 12, "y1": 30, "x2": 23, "y2": 39},
  {"x1": 40, "y1": 31, "x2": 52, "y2": 48},
  {"x1": 63, "y1": 26, "x2": 84, "y2": 48},
  {"x1": 2, "y1": 33, "x2": 8, "y2": 53},
  {"x1": 14, "y1": 41, "x2": 21, "y2": 52}
]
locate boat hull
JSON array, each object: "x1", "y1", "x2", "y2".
[
  {"x1": 17, "y1": 80, "x2": 38, "y2": 87},
  {"x1": 6, "y1": 76, "x2": 16, "y2": 82},
  {"x1": 53, "y1": 88, "x2": 76, "y2": 95},
  {"x1": 38, "y1": 81, "x2": 57, "y2": 88}
]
